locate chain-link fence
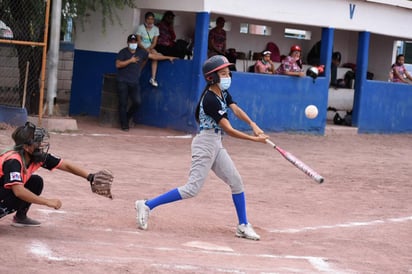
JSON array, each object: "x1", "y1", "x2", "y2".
[{"x1": 0, "y1": 0, "x2": 49, "y2": 115}]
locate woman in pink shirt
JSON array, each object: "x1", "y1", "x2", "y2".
[
  {"x1": 275, "y1": 45, "x2": 305, "y2": 77},
  {"x1": 254, "y1": 51, "x2": 275, "y2": 74},
  {"x1": 391, "y1": 54, "x2": 412, "y2": 83}
]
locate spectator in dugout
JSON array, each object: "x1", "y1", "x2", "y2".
[
  {"x1": 390, "y1": 54, "x2": 412, "y2": 84},
  {"x1": 155, "y1": 11, "x2": 187, "y2": 59},
  {"x1": 208, "y1": 17, "x2": 227, "y2": 58},
  {"x1": 254, "y1": 51, "x2": 275, "y2": 74},
  {"x1": 275, "y1": 45, "x2": 305, "y2": 77}
]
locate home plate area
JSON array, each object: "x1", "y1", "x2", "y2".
[
  {"x1": 1, "y1": 120, "x2": 411, "y2": 273},
  {"x1": 27, "y1": 229, "x2": 340, "y2": 273},
  {"x1": 16, "y1": 208, "x2": 343, "y2": 273}
]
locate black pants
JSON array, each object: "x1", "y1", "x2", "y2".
[
  {"x1": 155, "y1": 44, "x2": 186, "y2": 59},
  {"x1": 116, "y1": 80, "x2": 141, "y2": 130},
  {"x1": 0, "y1": 175, "x2": 43, "y2": 218}
]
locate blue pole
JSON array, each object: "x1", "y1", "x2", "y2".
[
  {"x1": 187, "y1": 12, "x2": 210, "y2": 129},
  {"x1": 352, "y1": 31, "x2": 370, "y2": 127}
]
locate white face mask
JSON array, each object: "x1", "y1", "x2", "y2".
[
  {"x1": 128, "y1": 43, "x2": 137, "y2": 50},
  {"x1": 218, "y1": 77, "x2": 231, "y2": 90}
]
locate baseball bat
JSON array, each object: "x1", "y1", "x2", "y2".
[{"x1": 265, "y1": 139, "x2": 324, "y2": 184}]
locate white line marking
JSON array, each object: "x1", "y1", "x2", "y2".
[
  {"x1": 30, "y1": 241, "x2": 62, "y2": 261},
  {"x1": 269, "y1": 215, "x2": 412, "y2": 233},
  {"x1": 183, "y1": 241, "x2": 234, "y2": 252},
  {"x1": 37, "y1": 209, "x2": 67, "y2": 214},
  {"x1": 29, "y1": 239, "x2": 343, "y2": 273},
  {"x1": 53, "y1": 132, "x2": 193, "y2": 139},
  {"x1": 165, "y1": 134, "x2": 193, "y2": 139}
]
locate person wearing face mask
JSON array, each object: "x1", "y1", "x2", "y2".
[
  {"x1": 135, "y1": 55, "x2": 269, "y2": 241},
  {"x1": 254, "y1": 51, "x2": 275, "y2": 74},
  {"x1": 0, "y1": 122, "x2": 109, "y2": 227},
  {"x1": 115, "y1": 34, "x2": 176, "y2": 131},
  {"x1": 136, "y1": 11, "x2": 163, "y2": 87},
  {"x1": 275, "y1": 45, "x2": 305, "y2": 77}
]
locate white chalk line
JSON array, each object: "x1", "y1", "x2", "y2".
[
  {"x1": 30, "y1": 215, "x2": 344, "y2": 272},
  {"x1": 53, "y1": 132, "x2": 193, "y2": 139},
  {"x1": 29, "y1": 239, "x2": 342, "y2": 273},
  {"x1": 269, "y1": 215, "x2": 412, "y2": 233}
]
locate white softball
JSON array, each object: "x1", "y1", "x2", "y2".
[{"x1": 305, "y1": 105, "x2": 318, "y2": 119}]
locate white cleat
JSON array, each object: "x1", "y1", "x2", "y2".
[
  {"x1": 235, "y1": 223, "x2": 260, "y2": 240},
  {"x1": 135, "y1": 200, "x2": 150, "y2": 230}
]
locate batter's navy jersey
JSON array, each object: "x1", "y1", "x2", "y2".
[{"x1": 199, "y1": 89, "x2": 236, "y2": 131}]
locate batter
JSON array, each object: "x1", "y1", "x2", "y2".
[{"x1": 135, "y1": 55, "x2": 268, "y2": 240}]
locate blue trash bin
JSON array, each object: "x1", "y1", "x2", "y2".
[{"x1": 0, "y1": 105, "x2": 28, "y2": 127}]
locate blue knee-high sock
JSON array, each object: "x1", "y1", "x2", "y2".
[
  {"x1": 232, "y1": 192, "x2": 248, "y2": 225},
  {"x1": 146, "y1": 188, "x2": 182, "y2": 210}
]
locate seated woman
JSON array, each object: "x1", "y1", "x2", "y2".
[
  {"x1": 254, "y1": 51, "x2": 275, "y2": 74},
  {"x1": 390, "y1": 54, "x2": 412, "y2": 84},
  {"x1": 275, "y1": 45, "x2": 305, "y2": 77},
  {"x1": 155, "y1": 11, "x2": 187, "y2": 59},
  {"x1": 136, "y1": 11, "x2": 161, "y2": 87}
]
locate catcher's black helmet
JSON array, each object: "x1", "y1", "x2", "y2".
[
  {"x1": 202, "y1": 55, "x2": 233, "y2": 84},
  {"x1": 12, "y1": 122, "x2": 49, "y2": 151}
]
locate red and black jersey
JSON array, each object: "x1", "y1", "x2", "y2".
[{"x1": 0, "y1": 150, "x2": 62, "y2": 190}]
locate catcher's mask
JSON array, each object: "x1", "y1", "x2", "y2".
[{"x1": 12, "y1": 122, "x2": 50, "y2": 162}]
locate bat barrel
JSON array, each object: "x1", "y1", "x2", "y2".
[{"x1": 266, "y1": 139, "x2": 324, "y2": 184}]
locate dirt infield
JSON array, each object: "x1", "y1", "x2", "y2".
[{"x1": 1, "y1": 117, "x2": 411, "y2": 273}]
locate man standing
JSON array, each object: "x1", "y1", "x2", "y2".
[{"x1": 115, "y1": 34, "x2": 176, "y2": 131}]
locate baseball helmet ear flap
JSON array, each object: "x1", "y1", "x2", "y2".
[
  {"x1": 203, "y1": 55, "x2": 233, "y2": 85},
  {"x1": 206, "y1": 72, "x2": 220, "y2": 85}
]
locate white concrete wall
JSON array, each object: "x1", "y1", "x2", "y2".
[
  {"x1": 202, "y1": 0, "x2": 412, "y2": 39},
  {"x1": 74, "y1": 7, "x2": 141, "y2": 53},
  {"x1": 73, "y1": 0, "x2": 411, "y2": 81}
]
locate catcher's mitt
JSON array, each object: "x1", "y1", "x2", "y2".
[{"x1": 87, "y1": 169, "x2": 114, "y2": 199}]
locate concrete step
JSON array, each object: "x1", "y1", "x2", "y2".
[
  {"x1": 325, "y1": 123, "x2": 358, "y2": 135},
  {"x1": 27, "y1": 115, "x2": 78, "y2": 132}
]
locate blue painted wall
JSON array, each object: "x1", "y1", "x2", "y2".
[
  {"x1": 69, "y1": 48, "x2": 412, "y2": 134},
  {"x1": 70, "y1": 50, "x2": 117, "y2": 116},
  {"x1": 69, "y1": 22, "x2": 412, "y2": 134},
  {"x1": 357, "y1": 81, "x2": 412, "y2": 133},
  {"x1": 69, "y1": 49, "x2": 327, "y2": 134},
  {"x1": 137, "y1": 59, "x2": 198, "y2": 131},
  {"x1": 228, "y1": 72, "x2": 327, "y2": 134}
]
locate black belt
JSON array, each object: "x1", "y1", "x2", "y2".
[{"x1": 199, "y1": 127, "x2": 223, "y2": 135}]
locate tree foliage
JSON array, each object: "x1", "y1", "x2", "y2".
[
  {"x1": 0, "y1": 0, "x2": 135, "y2": 113},
  {"x1": 62, "y1": 0, "x2": 136, "y2": 32}
]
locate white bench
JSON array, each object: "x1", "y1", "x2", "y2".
[
  {"x1": 327, "y1": 87, "x2": 354, "y2": 120},
  {"x1": 336, "y1": 67, "x2": 352, "y2": 80}
]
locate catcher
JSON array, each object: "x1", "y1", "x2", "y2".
[{"x1": 0, "y1": 122, "x2": 113, "y2": 227}]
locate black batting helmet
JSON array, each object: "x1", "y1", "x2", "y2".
[{"x1": 202, "y1": 55, "x2": 233, "y2": 84}]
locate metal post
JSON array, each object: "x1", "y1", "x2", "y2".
[
  {"x1": 46, "y1": 0, "x2": 62, "y2": 116},
  {"x1": 38, "y1": 0, "x2": 51, "y2": 126}
]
